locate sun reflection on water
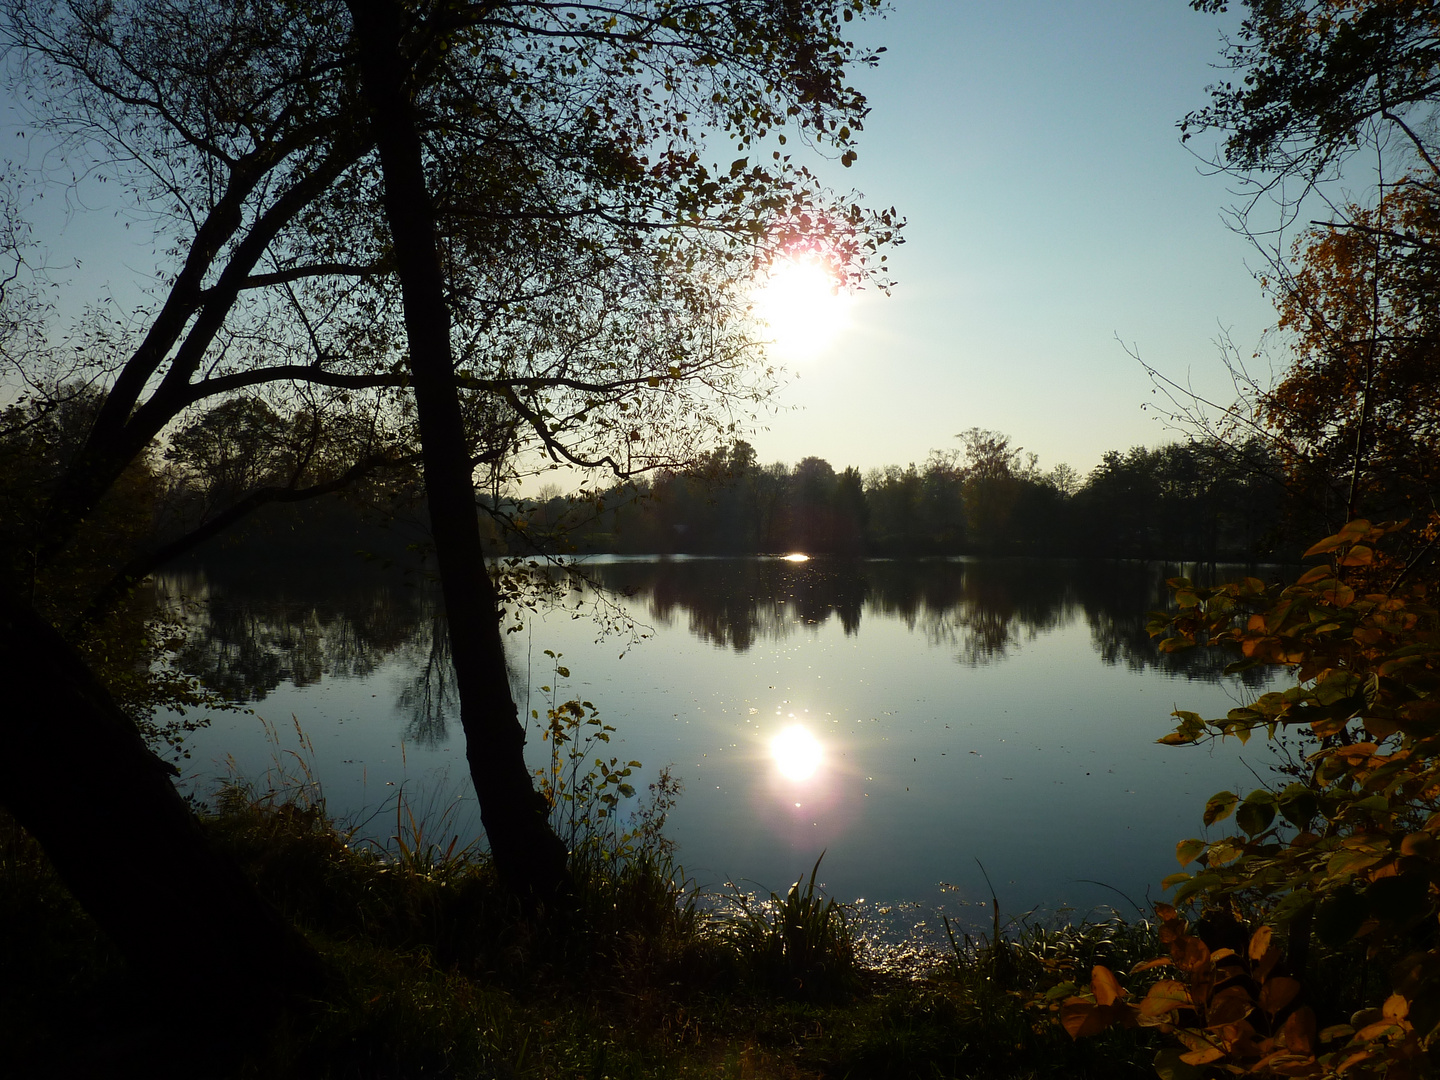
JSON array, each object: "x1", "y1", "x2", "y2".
[{"x1": 771, "y1": 725, "x2": 823, "y2": 781}]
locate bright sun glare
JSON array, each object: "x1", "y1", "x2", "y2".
[
  {"x1": 771, "y1": 725, "x2": 823, "y2": 782},
  {"x1": 756, "y1": 253, "x2": 850, "y2": 360}
]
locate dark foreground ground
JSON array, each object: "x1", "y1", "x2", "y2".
[{"x1": 1, "y1": 792, "x2": 1160, "y2": 1080}]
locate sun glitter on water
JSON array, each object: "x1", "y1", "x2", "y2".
[
  {"x1": 755, "y1": 252, "x2": 851, "y2": 359},
  {"x1": 771, "y1": 725, "x2": 823, "y2": 782}
]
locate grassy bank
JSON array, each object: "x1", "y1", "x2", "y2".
[{"x1": 0, "y1": 788, "x2": 1160, "y2": 1079}]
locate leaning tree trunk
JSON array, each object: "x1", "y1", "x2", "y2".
[
  {"x1": 0, "y1": 592, "x2": 325, "y2": 1012},
  {"x1": 348, "y1": 0, "x2": 570, "y2": 900}
]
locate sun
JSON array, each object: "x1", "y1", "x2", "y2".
[{"x1": 755, "y1": 252, "x2": 851, "y2": 360}]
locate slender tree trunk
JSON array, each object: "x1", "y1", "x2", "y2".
[
  {"x1": 0, "y1": 592, "x2": 325, "y2": 1012},
  {"x1": 348, "y1": 0, "x2": 570, "y2": 899}
]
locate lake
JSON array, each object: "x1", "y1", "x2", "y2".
[{"x1": 155, "y1": 555, "x2": 1278, "y2": 936}]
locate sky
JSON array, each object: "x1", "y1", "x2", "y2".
[
  {"x1": 2, "y1": 0, "x2": 1285, "y2": 486},
  {"x1": 745, "y1": 0, "x2": 1283, "y2": 481}
]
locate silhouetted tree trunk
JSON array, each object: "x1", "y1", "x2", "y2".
[
  {"x1": 348, "y1": 0, "x2": 569, "y2": 900},
  {"x1": 0, "y1": 592, "x2": 325, "y2": 1011}
]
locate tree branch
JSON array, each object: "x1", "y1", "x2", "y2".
[{"x1": 202, "y1": 261, "x2": 387, "y2": 297}]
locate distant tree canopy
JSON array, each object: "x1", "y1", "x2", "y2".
[{"x1": 499, "y1": 432, "x2": 1293, "y2": 561}]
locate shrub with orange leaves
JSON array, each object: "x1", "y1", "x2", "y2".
[
  {"x1": 1060, "y1": 911, "x2": 1319, "y2": 1077},
  {"x1": 1059, "y1": 519, "x2": 1440, "y2": 1077}
]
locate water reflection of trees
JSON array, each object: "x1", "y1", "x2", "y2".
[
  {"x1": 1073, "y1": 561, "x2": 1280, "y2": 687},
  {"x1": 579, "y1": 557, "x2": 1282, "y2": 681},
  {"x1": 872, "y1": 560, "x2": 1072, "y2": 664},
  {"x1": 579, "y1": 558, "x2": 1074, "y2": 664},
  {"x1": 155, "y1": 564, "x2": 452, "y2": 735},
  {"x1": 157, "y1": 557, "x2": 1286, "y2": 725},
  {"x1": 395, "y1": 614, "x2": 459, "y2": 746},
  {"x1": 581, "y1": 559, "x2": 868, "y2": 652}
]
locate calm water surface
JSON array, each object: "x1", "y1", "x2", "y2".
[{"x1": 158, "y1": 556, "x2": 1277, "y2": 932}]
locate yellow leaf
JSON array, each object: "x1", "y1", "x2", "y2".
[
  {"x1": 1303, "y1": 533, "x2": 1346, "y2": 558},
  {"x1": 1139, "y1": 980, "x2": 1190, "y2": 1017},
  {"x1": 1340, "y1": 545, "x2": 1375, "y2": 566},
  {"x1": 1248, "y1": 926, "x2": 1273, "y2": 961},
  {"x1": 1356, "y1": 1019, "x2": 1400, "y2": 1041},
  {"x1": 1179, "y1": 1046, "x2": 1225, "y2": 1065},
  {"x1": 1259, "y1": 976, "x2": 1301, "y2": 1016},
  {"x1": 1339, "y1": 519, "x2": 1373, "y2": 542},
  {"x1": 1176, "y1": 838, "x2": 1206, "y2": 866},
  {"x1": 1091, "y1": 965, "x2": 1124, "y2": 1006}
]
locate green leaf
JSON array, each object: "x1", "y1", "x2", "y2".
[
  {"x1": 1277, "y1": 784, "x2": 1319, "y2": 827},
  {"x1": 1235, "y1": 791, "x2": 1277, "y2": 836},
  {"x1": 1315, "y1": 670, "x2": 1362, "y2": 705},
  {"x1": 1270, "y1": 889, "x2": 1315, "y2": 927},
  {"x1": 1161, "y1": 711, "x2": 1208, "y2": 745},
  {"x1": 1172, "y1": 871, "x2": 1221, "y2": 905},
  {"x1": 1326, "y1": 849, "x2": 1384, "y2": 878},
  {"x1": 1204, "y1": 791, "x2": 1239, "y2": 826}
]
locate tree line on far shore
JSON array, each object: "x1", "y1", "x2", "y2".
[{"x1": 505, "y1": 428, "x2": 1299, "y2": 562}]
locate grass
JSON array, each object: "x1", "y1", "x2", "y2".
[
  {"x1": 727, "y1": 852, "x2": 860, "y2": 1003},
  {"x1": 1, "y1": 777, "x2": 1166, "y2": 1079}
]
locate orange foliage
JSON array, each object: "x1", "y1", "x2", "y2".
[
  {"x1": 1060, "y1": 520, "x2": 1440, "y2": 1076},
  {"x1": 1264, "y1": 182, "x2": 1440, "y2": 521}
]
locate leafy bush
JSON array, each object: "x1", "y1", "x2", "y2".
[{"x1": 1062, "y1": 519, "x2": 1440, "y2": 1077}]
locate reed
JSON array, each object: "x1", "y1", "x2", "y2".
[{"x1": 727, "y1": 852, "x2": 861, "y2": 1002}]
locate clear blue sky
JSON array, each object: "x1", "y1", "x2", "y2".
[{"x1": 751, "y1": 0, "x2": 1279, "y2": 480}]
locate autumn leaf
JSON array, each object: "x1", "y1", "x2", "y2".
[{"x1": 1091, "y1": 964, "x2": 1124, "y2": 1006}]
